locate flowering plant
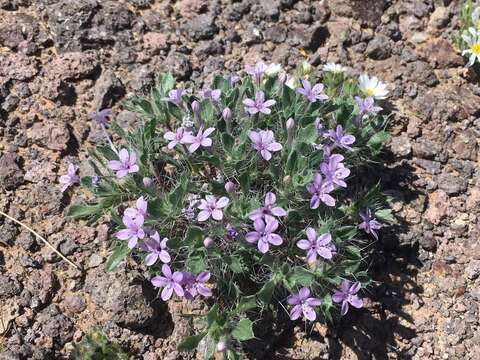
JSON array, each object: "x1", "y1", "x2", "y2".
[
  {"x1": 456, "y1": 1, "x2": 480, "y2": 66},
  {"x1": 65, "y1": 62, "x2": 393, "y2": 358}
]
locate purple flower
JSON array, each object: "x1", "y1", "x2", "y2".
[
  {"x1": 332, "y1": 280, "x2": 363, "y2": 315},
  {"x1": 116, "y1": 214, "x2": 145, "y2": 249},
  {"x1": 191, "y1": 100, "x2": 200, "y2": 114},
  {"x1": 245, "y1": 218, "x2": 283, "y2": 253},
  {"x1": 182, "y1": 127, "x2": 215, "y2": 153},
  {"x1": 199, "y1": 87, "x2": 221, "y2": 102},
  {"x1": 358, "y1": 208, "x2": 381, "y2": 239},
  {"x1": 92, "y1": 175, "x2": 101, "y2": 187},
  {"x1": 124, "y1": 196, "x2": 148, "y2": 220},
  {"x1": 307, "y1": 173, "x2": 335, "y2": 208},
  {"x1": 59, "y1": 163, "x2": 79, "y2": 192},
  {"x1": 243, "y1": 91, "x2": 276, "y2": 115},
  {"x1": 163, "y1": 127, "x2": 190, "y2": 149},
  {"x1": 222, "y1": 107, "x2": 232, "y2": 122},
  {"x1": 151, "y1": 264, "x2": 184, "y2": 301},
  {"x1": 287, "y1": 287, "x2": 322, "y2": 321},
  {"x1": 224, "y1": 181, "x2": 236, "y2": 193},
  {"x1": 226, "y1": 224, "x2": 238, "y2": 239},
  {"x1": 314, "y1": 117, "x2": 324, "y2": 136},
  {"x1": 324, "y1": 125, "x2": 356, "y2": 151},
  {"x1": 248, "y1": 129, "x2": 283, "y2": 161},
  {"x1": 322, "y1": 145, "x2": 332, "y2": 163},
  {"x1": 143, "y1": 177, "x2": 153, "y2": 187},
  {"x1": 245, "y1": 62, "x2": 266, "y2": 84},
  {"x1": 320, "y1": 154, "x2": 350, "y2": 188},
  {"x1": 227, "y1": 73, "x2": 241, "y2": 86},
  {"x1": 297, "y1": 228, "x2": 334, "y2": 264},
  {"x1": 297, "y1": 80, "x2": 329, "y2": 103},
  {"x1": 140, "y1": 231, "x2": 171, "y2": 266},
  {"x1": 249, "y1": 192, "x2": 287, "y2": 223},
  {"x1": 87, "y1": 108, "x2": 112, "y2": 125},
  {"x1": 203, "y1": 237, "x2": 214, "y2": 248},
  {"x1": 162, "y1": 88, "x2": 184, "y2": 106},
  {"x1": 355, "y1": 96, "x2": 382, "y2": 117},
  {"x1": 107, "y1": 149, "x2": 139, "y2": 178},
  {"x1": 197, "y1": 195, "x2": 229, "y2": 221},
  {"x1": 182, "y1": 271, "x2": 212, "y2": 300}
]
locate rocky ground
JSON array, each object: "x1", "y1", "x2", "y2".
[{"x1": 0, "y1": 0, "x2": 479, "y2": 359}]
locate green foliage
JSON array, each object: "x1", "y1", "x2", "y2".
[
  {"x1": 106, "y1": 243, "x2": 130, "y2": 272},
  {"x1": 72, "y1": 329, "x2": 130, "y2": 360},
  {"x1": 67, "y1": 63, "x2": 392, "y2": 359}
]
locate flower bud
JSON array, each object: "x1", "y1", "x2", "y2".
[
  {"x1": 191, "y1": 100, "x2": 200, "y2": 114},
  {"x1": 287, "y1": 118, "x2": 295, "y2": 146},
  {"x1": 283, "y1": 175, "x2": 291, "y2": 184},
  {"x1": 300, "y1": 61, "x2": 312, "y2": 74},
  {"x1": 224, "y1": 181, "x2": 236, "y2": 193},
  {"x1": 222, "y1": 107, "x2": 232, "y2": 122},
  {"x1": 286, "y1": 118, "x2": 295, "y2": 130},
  {"x1": 143, "y1": 177, "x2": 153, "y2": 187},
  {"x1": 265, "y1": 63, "x2": 282, "y2": 77},
  {"x1": 216, "y1": 337, "x2": 227, "y2": 352},
  {"x1": 203, "y1": 237, "x2": 214, "y2": 248}
]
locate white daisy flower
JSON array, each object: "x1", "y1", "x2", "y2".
[
  {"x1": 323, "y1": 63, "x2": 347, "y2": 73},
  {"x1": 462, "y1": 27, "x2": 480, "y2": 67},
  {"x1": 300, "y1": 61, "x2": 312, "y2": 74},
  {"x1": 472, "y1": 7, "x2": 480, "y2": 31},
  {"x1": 285, "y1": 76, "x2": 297, "y2": 89},
  {"x1": 358, "y1": 74, "x2": 389, "y2": 99},
  {"x1": 265, "y1": 63, "x2": 282, "y2": 76}
]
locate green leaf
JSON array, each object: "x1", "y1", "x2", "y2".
[
  {"x1": 285, "y1": 267, "x2": 314, "y2": 288},
  {"x1": 169, "y1": 175, "x2": 188, "y2": 210},
  {"x1": 109, "y1": 121, "x2": 128, "y2": 139},
  {"x1": 285, "y1": 150, "x2": 298, "y2": 174},
  {"x1": 149, "y1": 198, "x2": 171, "y2": 218},
  {"x1": 236, "y1": 295, "x2": 257, "y2": 313},
  {"x1": 257, "y1": 280, "x2": 276, "y2": 304},
  {"x1": 65, "y1": 204, "x2": 102, "y2": 219},
  {"x1": 184, "y1": 226, "x2": 204, "y2": 246},
  {"x1": 222, "y1": 133, "x2": 234, "y2": 152},
  {"x1": 177, "y1": 333, "x2": 206, "y2": 352},
  {"x1": 206, "y1": 305, "x2": 219, "y2": 327},
  {"x1": 106, "y1": 243, "x2": 130, "y2": 272},
  {"x1": 367, "y1": 131, "x2": 390, "y2": 152},
  {"x1": 96, "y1": 145, "x2": 118, "y2": 161},
  {"x1": 212, "y1": 75, "x2": 230, "y2": 93},
  {"x1": 238, "y1": 172, "x2": 251, "y2": 193},
  {"x1": 297, "y1": 123, "x2": 318, "y2": 146},
  {"x1": 226, "y1": 256, "x2": 245, "y2": 274},
  {"x1": 375, "y1": 208, "x2": 395, "y2": 223},
  {"x1": 200, "y1": 100, "x2": 215, "y2": 124},
  {"x1": 186, "y1": 255, "x2": 206, "y2": 273},
  {"x1": 231, "y1": 319, "x2": 255, "y2": 342},
  {"x1": 159, "y1": 73, "x2": 175, "y2": 95}
]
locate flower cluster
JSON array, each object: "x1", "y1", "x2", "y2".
[
  {"x1": 151, "y1": 264, "x2": 212, "y2": 301},
  {"x1": 65, "y1": 62, "x2": 392, "y2": 356}
]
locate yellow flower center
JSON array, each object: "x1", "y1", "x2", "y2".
[
  {"x1": 366, "y1": 88, "x2": 375, "y2": 96},
  {"x1": 471, "y1": 43, "x2": 480, "y2": 55}
]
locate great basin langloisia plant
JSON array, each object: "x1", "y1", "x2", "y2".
[{"x1": 62, "y1": 62, "x2": 393, "y2": 358}]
